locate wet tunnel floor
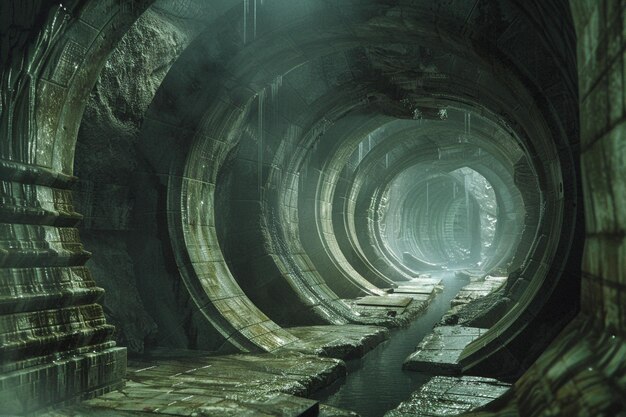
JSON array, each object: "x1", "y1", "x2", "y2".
[
  {"x1": 311, "y1": 271, "x2": 470, "y2": 417},
  {"x1": 43, "y1": 271, "x2": 470, "y2": 417}
]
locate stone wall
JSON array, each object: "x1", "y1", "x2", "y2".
[{"x1": 0, "y1": 1, "x2": 154, "y2": 413}]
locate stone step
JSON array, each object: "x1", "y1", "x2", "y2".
[
  {"x1": 356, "y1": 295, "x2": 412, "y2": 307},
  {"x1": 384, "y1": 376, "x2": 511, "y2": 417},
  {"x1": 283, "y1": 324, "x2": 389, "y2": 360},
  {"x1": 403, "y1": 326, "x2": 487, "y2": 374},
  {"x1": 41, "y1": 351, "x2": 348, "y2": 417},
  {"x1": 341, "y1": 277, "x2": 440, "y2": 327}
]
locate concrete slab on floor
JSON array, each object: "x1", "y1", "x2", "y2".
[
  {"x1": 283, "y1": 324, "x2": 389, "y2": 360},
  {"x1": 412, "y1": 277, "x2": 442, "y2": 286},
  {"x1": 319, "y1": 404, "x2": 360, "y2": 416},
  {"x1": 356, "y1": 295, "x2": 412, "y2": 307},
  {"x1": 455, "y1": 269, "x2": 486, "y2": 279},
  {"x1": 450, "y1": 275, "x2": 507, "y2": 307},
  {"x1": 398, "y1": 293, "x2": 431, "y2": 302},
  {"x1": 344, "y1": 301, "x2": 409, "y2": 322},
  {"x1": 42, "y1": 351, "x2": 347, "y2": 417},
  {"x1": 342, "y1": 279, "x2": 440, "y2": 327},
  {"x1": 393, "y1": 277, "x2": 441, "y2": 295},
  {"x1": 394, "y1": 284, "x2": 436, "y2": 294},
  {"x1": 403, "y1": 326, "x2": 487, "y2": 373},
  {"x1": 45, "y1": 393, "x2": 317, "y2": 417},
  {"x1": 384, "y1": 376, "x2": 511, "y2": 417}
]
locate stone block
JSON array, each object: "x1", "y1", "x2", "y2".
[{"x1": 0, "y1": 346, "x2": 126, "y2": 415}]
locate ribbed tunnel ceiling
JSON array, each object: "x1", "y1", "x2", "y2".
[{"x1": 65, "y1": 0, "x2": 581, "y2": 373}]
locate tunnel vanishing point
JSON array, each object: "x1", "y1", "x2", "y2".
[{"x1": 0, "y1": 0, "x2": 625, "y2": 416}]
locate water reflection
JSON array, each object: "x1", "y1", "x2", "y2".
[{"x1": 311, "y1": 271, "x2": 469, "y2": 417}]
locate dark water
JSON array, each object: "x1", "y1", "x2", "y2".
[{"x1": 311, "y1": 271, "x2": 469, "y2": 417}]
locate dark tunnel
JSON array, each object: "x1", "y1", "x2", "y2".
[{"x1": 0, "y1": 0, "x2": 624, "y2": 416}]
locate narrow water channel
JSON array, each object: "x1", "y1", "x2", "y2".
[{"x1": 311, "y1": 271, "x2": 469, "y2": 417}]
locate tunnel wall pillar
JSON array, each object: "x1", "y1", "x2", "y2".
[
  {"x1": 0, "y1": 1, "x2": 157, "y2": 412},
  {"x1": 0, "y1": 160, "x2": 127, "y2": 414}
]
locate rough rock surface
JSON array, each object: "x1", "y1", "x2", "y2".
[
  {"x1": 75, "y1": 8, "x2": 189, "y2": 184},
  {"x1": 73, "y1": 8, "x2": 190, "y2": 353},
  {"x1": 81, "y1": 231, "x2": 158, "y2": 353}
]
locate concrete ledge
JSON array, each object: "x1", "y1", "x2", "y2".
[
  {"x1": 384, "y1": 376, "x2": 511, "y2": 417},
  {"x1": 43, "y1": 351, "x2": 348, "y2": 417},
  {"x1": 403, "y1": 326, "x2": 486, "y2": 374},
  {"x1": 284, "y1": 324, "x2": 389, "y2": 360},
  {"x1": 0, "y1": 346, "x2": 126, "y2": 415},
  {"x1": 342, "y1": 277, "x2": 442, "y2": 327}
]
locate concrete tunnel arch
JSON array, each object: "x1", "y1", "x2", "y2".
[
  {"x1": 120, "y1": 0, "x2": 582, "y2": 376},
  {"x1": 0, "y1": 1, "x2": 595, "y2": 412},
  {"x1": 338, "y1": 112, "x2": 529, "y2": 277}
]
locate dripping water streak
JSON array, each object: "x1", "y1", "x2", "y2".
[
  {"x1": 258, "y1": 90, "x2": 265, "y2": 198},
  {"x1": 271, "y1": 75, "x2": 282, "y2": 125},
  {"x1": 243, "y1": 0, "x2": 247, "y2": 44},
  {"x1": 465, "y1": 174, "x2": 470, "y2": 231},
  {"x1": 426, "y1": 182, "x2": 429, "y2": 216}
]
